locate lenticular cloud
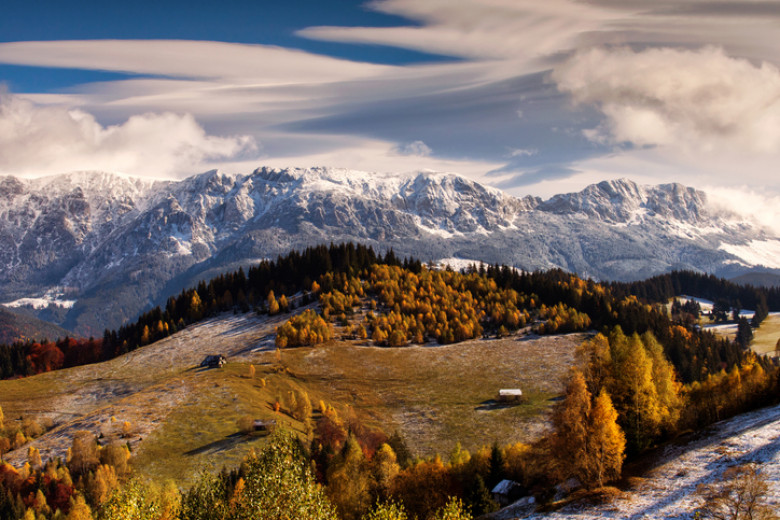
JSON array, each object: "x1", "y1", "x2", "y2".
[{"x1": 0, "y1": 93, "x2": 255, "y2": 178}]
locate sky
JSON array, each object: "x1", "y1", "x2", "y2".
[{"x1": 1, "y1": 0, "x2": 780, "y2": 214}]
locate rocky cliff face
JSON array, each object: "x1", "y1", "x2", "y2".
[{"x1": 0, "y1": 167, "x2": 775, "y2": 335}]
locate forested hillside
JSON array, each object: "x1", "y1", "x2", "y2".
[
  {"x1": 3, "y1": 244, "x2": 773, "y2": 383},
  {"x1": 1, "y1": 243, "x2": 778, "y2": 520}
]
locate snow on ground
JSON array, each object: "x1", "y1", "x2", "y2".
[
  {"x1": 3, "y1": 289, "x2": 76, "y2": 309},
  {"x1": 702, "y1": 322, "x2": 738, "y2": 335},
  {"x1": 436, "y1": 257, "x2": 482, "y2": 271},
  {"x1": 719, "y1": 239, "x2": 780, "y2": 269},
  {"x1": 677, "y1": 295, "x2": 714, "y2": 312},
  {"x1": 497, "y1": 402, "x2": 780, "y2": 519}
]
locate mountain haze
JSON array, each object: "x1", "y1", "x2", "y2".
[{"x1": 1, "y1": 167, "x2": 777, "y2": 335}]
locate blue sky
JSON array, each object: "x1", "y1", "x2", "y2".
[
  {"x1": 0, "y1": 0, "x2": 448, "y2": 92},
  {"x1": 1, "y1": 0, "x2": 779, "y2": 214}
]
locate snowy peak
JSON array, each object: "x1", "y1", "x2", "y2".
[
  {"x1": 538, "y1": 178, "x2": 712, "y2": 224},
  {"x1": 0, "y1": 167, "x2": 775, "y2": 335}
]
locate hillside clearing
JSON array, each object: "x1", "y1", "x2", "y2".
[
  {"x1": 0, "y1": 311, "x2": 584, "y2": 485},
  {"x1": 752, "y1": 313, "x2": 780, "y2": 357}
]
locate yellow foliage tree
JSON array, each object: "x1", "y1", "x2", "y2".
[
  {"x1": 587, "y1": 389, "x2": 626, "y2": 488},
  {"x1": 66, "y1": 494, "x2": 93, "y2": 520}
]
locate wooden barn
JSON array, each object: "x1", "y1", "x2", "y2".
[
  {"x1": 252, "y1": 419, "x2": 277, "y2": 433},
  {"x1": 200, "y1": 354, "x2": 226, "y2": 368}
]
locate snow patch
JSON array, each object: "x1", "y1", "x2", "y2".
[
  {"x1": 512, "y1": 403, "x2": 780, "y2": 519},
  {"x1": 436, "y1": 258, "x2": 482, "y2": 272},
  {"x1": 719, "y1": 239, "x2": 780, "y2": 269},
  {"x1": 4, "y1": 289, "x2": 76, "y2": 309}
]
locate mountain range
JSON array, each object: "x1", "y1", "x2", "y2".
[{"x1": 1, "y1": 167, "x2": 777, "y2": 335}]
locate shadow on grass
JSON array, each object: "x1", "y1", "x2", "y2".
[
  {"x1": 184, "y1": 432, "x2": 256, "y2": 456},
  {"x1": 475, "y1": 399, "x2": 522, "y2": 411}
]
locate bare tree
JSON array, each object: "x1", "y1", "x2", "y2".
[{"x1": 697, "y1": 464, "x2": 778, "y2": 520}]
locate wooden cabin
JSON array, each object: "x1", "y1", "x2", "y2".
[
  {"x1": 497, "y1": 389, "x2": 523, "y2": 403},
  {"x1": 252, "y1": 419, "x2": 277, "y2": 433},
  {"x1": 200, "y1": 354, "x2": 226, "y2": 368}
]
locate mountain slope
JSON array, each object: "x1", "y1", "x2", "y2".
[
  {"x1": 492, "y1": 401, "x2": 780, "y2": 519},
  {"x1": 0, "y1": 168, "x2": 776, "y2": 334},
  {"x1": 0, "y1": 306, "x2": 70, "y2": 344}
]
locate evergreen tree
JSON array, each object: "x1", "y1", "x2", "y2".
[
  {"x1": 737, "y1": 317, "x2": 754, "y2": 349},
  {"x1": 465, "y1": 475, "x2": 498, "y2": 517}
]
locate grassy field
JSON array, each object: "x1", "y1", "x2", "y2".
[
  {"x1": 751, "y1": 313, "x2": 780, "y2": 356},
  {"x1": 0, "y1": 311, "x2": 584, "y2": 486}
]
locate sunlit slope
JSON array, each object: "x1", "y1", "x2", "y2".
[{"x1": 0, "y1": 311, "x2": 583, "y2": 485}]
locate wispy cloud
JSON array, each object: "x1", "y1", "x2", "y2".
[
  {"x1": 299, "y1": 0, "x2": 620, "y2": 62},
  {"x1": 1, "y1": 1, "x2": 780, "y2": 200}
]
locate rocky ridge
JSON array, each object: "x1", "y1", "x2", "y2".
[{"x1": 0, "y1": 167, "x2": 775, "y2": 334}]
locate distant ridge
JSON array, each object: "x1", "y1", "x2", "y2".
[
  {"x1": 0, "y1": 306, "x2": 70, "y2": 344},
  {"x1": 0, "y1": 167, "x2": 777, "y2": 334},
  {"x1": 730, "y1": 271, "x2": 780, "y2": 288}
]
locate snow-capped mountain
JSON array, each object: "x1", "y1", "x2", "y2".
[{"x1": 0, "y1": 167, "x2": 776, "y2": 335}]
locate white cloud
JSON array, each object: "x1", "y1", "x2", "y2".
[
  {"x1": 0, "y1": 40, "x2": 390, "y2": 83},
  {"x1": 393, "y1": 140, "x2": 432, "y2": 156},
  {"x1": 507, "y1": 147, "x2": 537, "y2": 158},
  {"x1": 299, "y1": 0, "x2": 620, "y2": 63},
  {"x1": 218, "y1": 134, "x2": 503, "y2": 182},
  {"x1": 0, "y1": 93, "x2": 255, "y2": 178},
  {"x1": 552, "y1": 46, "x2": 780, "y2": 154},
  {"x1": 703, "y1": 186, "x2": 780, "y2": 232}
]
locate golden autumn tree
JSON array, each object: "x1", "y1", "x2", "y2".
[
  {"x1": 372, "y1": 443, "x2": 401, "y2": 501},
  {"x1": 551, "y1": 369, "x2": 626, "y2": 489},
  {"x1": 327, "y1": 435, "x2": 373, "y2": 520},
  {"x1": 587, "y1": 389, "x2": 626, "y2": 488},
  {"x1": 188, "y1": 291, "x2": 204, "y2": 322},
  {"x1": 65, "y1": 494, "x2": 93, "y2": 520},
  {"x1": 550, "y1": 369, "x2": 591, "y2": 484},
  {"x1": 27, "y1": 446, "x2": 42, "y2": 468},
  {"x1": 608, "y1": 331, "x2": 662, "y2": 453},
  {"x1": 267, "y1": 290, "x2": 280, "y2": 315}
]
